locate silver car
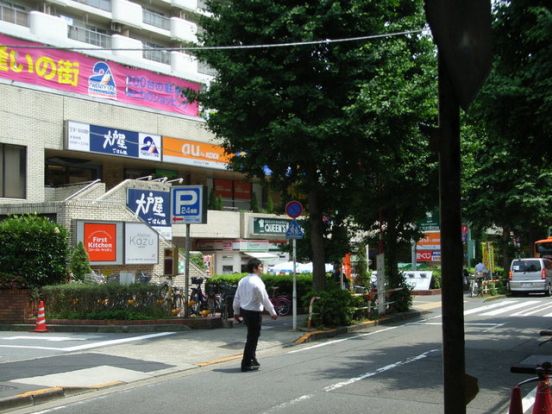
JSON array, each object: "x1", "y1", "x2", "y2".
[{"x1": 508, "y1": 258, "x2": 552, "y2": 295}]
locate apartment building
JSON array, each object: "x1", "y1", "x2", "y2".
[{"x1": 0, "y1": 0, "x2": 291, "y2": 282}]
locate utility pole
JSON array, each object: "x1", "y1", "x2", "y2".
[{"x1": 424, "y1": 1, "x2": 492, "y2": 411}]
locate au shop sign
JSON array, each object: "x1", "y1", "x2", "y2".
[{"x1": 66, "y1": 121, "x2": 161, "y2": 161}]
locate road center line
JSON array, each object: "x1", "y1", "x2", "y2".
[
  {"x1": 261, "y1": 394, "x2": 314, "y2": 414},
  {"x1": 323, "y1": 348, "x2": 439, "y2": 392}
]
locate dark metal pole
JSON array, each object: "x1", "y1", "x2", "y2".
[
  {"x1": 184, "y1": 223, "x2": 191, "y2": 318},
  {"x1": 438, "y1": 53, "x2": 466, "y2": 413}
]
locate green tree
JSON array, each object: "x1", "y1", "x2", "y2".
[
  {"x1": 354, "y1": 242, "x2": 370, "y2": 287},
  {"x1": 194, "y1": 0, "x2": 431, "y2": 290},
  {"x1": 69, "y1": 242, "x2": 92, "y2": 282},
  {"x1": 463, "y1": 0, "x2": 552, "y2": 270},
  {"x1": 345, "y1": 8, "x2": 438, "y2": 287},
  {"x1": 0, "y1": 215, "x2": 69, "y2": 287}
]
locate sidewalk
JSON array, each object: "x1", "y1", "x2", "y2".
[{"x1": 0, "y1": 306, "x2": 432, "y2": 412}]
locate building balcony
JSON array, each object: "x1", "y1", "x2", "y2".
[
  {"x1": 112, "y1": 0, "x2": 142, "y2": 29},
  {"x1": 170, "y1": 17, "x2": 197, "y2": 43},
  {"x1": 144, "y1": 48, "x2": 171, "y2": 65},
  {"x1": 68, "y1": 26, "x2": 112, "y2": 48},
  {"x1": 143, "y1": 9, "x2": 171, "y2": 31},
  {"x1": 73, "y1": 0, "x2": 112, "y2": 12},
  {"x1": 171, "y1": 0, "x2": 197, "y2": 12}
]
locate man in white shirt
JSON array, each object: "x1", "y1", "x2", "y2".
[{"x1": 233, "y1": 258, "x2": 277, "y2": 372}]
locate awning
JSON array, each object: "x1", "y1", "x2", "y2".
[{"x1": 243, "y1": 252, "x2": 280, "y2": 259}]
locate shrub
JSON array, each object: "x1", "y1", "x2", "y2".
[
  {"x1": 41, "y1": 283, "x2": 168, "y2": 320},
  {"x1": 69, "y1": 242, "x2": 92, "y2": 282},
  {"x1": 304, "y1": 287, "x2": 358, "y2": 327},
  {"x1": 388, "y1": 273, "x2": 413, "y2": 313},
  {"x1": 0, "y1": 215, "x2": 68, "y2": 288}
]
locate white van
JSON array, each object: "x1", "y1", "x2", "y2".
[{"x1": 508, "y1": 258, "x2": 552, "y2": 295}]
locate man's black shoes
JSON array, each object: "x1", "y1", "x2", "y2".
[
  {"x1": 241, "y1": 365, "x2": 259, "y2": 372},
  {"x1": 251, "y1": 358, "x2": 260, "y2": 367}
]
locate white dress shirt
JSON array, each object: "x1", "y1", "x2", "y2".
[{"x1": 233, "y1": 274, "x2": 277, "y2": 317}]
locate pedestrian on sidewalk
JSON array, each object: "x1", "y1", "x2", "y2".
[{"x1": 233, "y1": 258, "x2": 277, "y2": 372}]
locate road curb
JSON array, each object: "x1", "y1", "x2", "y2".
[
  {"x1": 0, "y1": 382, "x2": 129, "y2": 412},
  {"x1": 293, "y1": 309, "x2": 427, "y2": 345}
]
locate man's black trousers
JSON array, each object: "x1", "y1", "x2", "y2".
[{"x1": 240, "y1": 308, "x2": 262, "y2": 367}]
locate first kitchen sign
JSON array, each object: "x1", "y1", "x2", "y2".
[{"x1": 171, "y1": 185, "x2": 207, "y2": 224}]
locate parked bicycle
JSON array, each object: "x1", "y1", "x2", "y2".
[
  {"x1": 159, "y1": 279, "x2": 185, "y2": 316},
  {"x1": 269, "y1": 287, "x2": 292, "y2": 316},
  {"x1": 469, "y1": 272, "x2": 485, "y2": 297},
  {"x1": 218, "y1": 282, "x2": 237, "y2": 320}
]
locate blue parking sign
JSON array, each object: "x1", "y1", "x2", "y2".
[{"x1": 171, "y1": 185, "x2": 207, "y2": 224}]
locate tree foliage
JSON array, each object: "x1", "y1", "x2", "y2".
[
  {"x1": 195, "y1": 0, "x2": 437, "y2": 290},
  {"x1": 463, "y1": 0, "x2": 552, "y2": 268}
]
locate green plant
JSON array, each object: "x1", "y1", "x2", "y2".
[
  {"x1": 388, "y1": 273, "x2": 413, "y2": 313},
  {"x1": 41, "y1": 283, "x2": 168, "y2": 320},
  {"x1": 0, "y1": 214, "x2": 69, "y2": 288},
  {"x1": 190, "y1": 253, "x2": 207, "y2": 271},
  {"x1": 69, "y1": 242, "x2": 92, "y2": 282},
  {"x1": 304, "y1": 287, "x2": 357, "y2": 327}
]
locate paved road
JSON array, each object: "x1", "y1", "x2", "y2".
[{"x1": 5, "y1": 294, "x2": 552, "y2": 413}]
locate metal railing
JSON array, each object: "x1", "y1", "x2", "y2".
[
  {"x1": 68, "y1": 26, "x2": 112, "y2": 48},
  {"x1": 143, "y1": 9, "x2": 170, "y2": 31},
  {"x1": 143, "y1": 48, "x2": 171, "y2": 65},
  {"x1": 73, "y1": 0, "x2": 112, "y2": 12},
  {"x1": 0, "y1": 4, "x2": 29, "y2": 26}
]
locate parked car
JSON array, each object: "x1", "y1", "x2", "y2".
[{"x1": 508, "y1": 258, "x2": 552, "y2": 296}]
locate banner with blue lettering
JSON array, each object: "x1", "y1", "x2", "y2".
[{"x1": 127, "y1": 189, "x2": 171, "y2": 240}]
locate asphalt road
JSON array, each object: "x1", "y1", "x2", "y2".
[{"x1": 6, "y1": 294, "x2": 552, "y2": 414}]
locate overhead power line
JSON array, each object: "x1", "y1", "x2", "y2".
[{"x1": 3, "y1": 29, "x2": 424, "y2": 52}]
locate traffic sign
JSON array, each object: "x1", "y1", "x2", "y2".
[
  {"x1": 286, "y1": 219, "x2": 304, "y2": 240},
  {"x1": 171, "y1": 185, "x2": 207, "y2": 224},
  {"x1": 285, "y1": 201, "x2": 304, "y2": 219}
]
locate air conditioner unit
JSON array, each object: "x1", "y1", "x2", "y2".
[{"x1": 110, "y1": 22, "x2": 122, "y2": 33}]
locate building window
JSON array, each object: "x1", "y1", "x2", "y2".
[
  {"x1": 45, "y1": 157, "x2": 101, "y2": 187},
  {"x1": 0, "y1": 143, "x2": 26, "y2": 198}
]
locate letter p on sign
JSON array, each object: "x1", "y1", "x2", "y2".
[{"x1": 171, "y1": 185, "x2": 206, "y2": 224}]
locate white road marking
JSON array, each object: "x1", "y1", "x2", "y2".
[
  {"x1": 512, "y1": 303, "x2": 552, "y2": 316},
  {"x1": 324, "y1": 348, "x2": 439, "y2": 392},
  {"x1": 261, "y1": 394, "x2": 314, "y2": 414},
  {"x1": 288, "y1": 326, "x2": 398, "y2": 354},
  {"x1": 482, "y1": 301, "x2": 540, "y2": 316},
  {"x1": 2, "y1": 336, "x2": 87, "y2": 342},
  {"x1": 0, "y1": 332, "x2": 175, "y2": 352},
  {"x1": 463, "y1": 300, "x2": 518, "y2": 316}
]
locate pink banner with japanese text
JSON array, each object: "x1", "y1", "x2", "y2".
[{"x1": 0, "y1": 34, "x2": 200, "y2": 117}]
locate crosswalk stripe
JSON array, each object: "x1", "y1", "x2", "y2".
[
  {"x1": 482, "y1": 301, "x2": 540, "y2": 316},
  {"x1": 464, "y1": 300, "x2": 518, "y2": 316},
  {"x1": 512, "y1": 303, "x2": 552, "y2": 316}
]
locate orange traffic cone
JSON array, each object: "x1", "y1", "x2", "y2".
[
  {"x1": 509, "y1": 385, "x2": 523, "y2": 414},
  {"x1": 532, "y1": 378, "x2": 552, "y2": 413},
  {"x1": 34, "y1": 300, "x2": 48, "y2": 333}
]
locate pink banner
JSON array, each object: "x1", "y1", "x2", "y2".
[{"x1": 0, "y1": 34, "x2": 200, "y2": 117}]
